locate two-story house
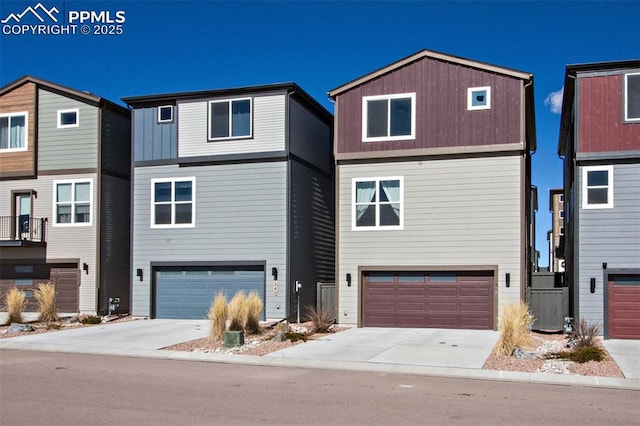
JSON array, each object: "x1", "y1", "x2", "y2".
[
  {"x1": 329, "y1": 49, "x2": 536, "y2": 329},
  {"x1": 548, "y1": 188, "x2": 565, "y2": 273},
  {"x1": 558, "y1": 60, "x2": 640, "y2": 339},
  {"x1": 122, "y1": 83, "x2": 334, "y2": 320},
  {"x1": 0, "y1": 76, "x2": 131, "y2": 314}
]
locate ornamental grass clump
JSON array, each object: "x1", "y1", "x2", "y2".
[
  {"x1": 34, "y1": 282, "x2": 58, "y2": 322},
  {"x1": 245, "y1": 292, "x2": 263, "y2": 335},
  {"x1": 208, "y1": 293, "x2": 228, "y2": 341},
  {"x1": 227, "y1": 291, "x2": 247, "y2": 332},
  {"x1": 304, "y1": 305, "x2": 334, "y2": 333},
  {"x1": 494, "y1": 301, "x2": 534, "y2": 356},
  {"x1": 3, "y1": 287, "x2": 27, "y2": 325},
  {"x1": 571, "y1": 318, "x2": 601, "y2": 349}
]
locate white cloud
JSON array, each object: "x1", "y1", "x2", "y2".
[{"x1": 544, "y1": 87, "x2": 564, "y2": 114}]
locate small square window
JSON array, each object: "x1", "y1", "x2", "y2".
[
  {"x1": 582, "y1": 165, "x2": 613, "y2": 209},
  {"x1": 559, "y1": 210, "x2": 565, "y2": 218},
  {"x1": 57, "y1": 109, "x2": 79, "y2": 128},
  {"x1": 559, "y1": 194, "x2": 564, "y2": 203},
  {"x1": 158, "y1": 105, "x2": 173, "y2": 123},
  {"x1": 353, "y1": 177, "x2": 403, "y2": 230},
  {"x1": 467, "y1": 86, "x2": 491, "y2": 110},
  {"x1": 151, "y1": 177, "x2": 196, "y2": 228},
  {"x1": 559, "y1": 227, "x2": 564, "y2": 236}
]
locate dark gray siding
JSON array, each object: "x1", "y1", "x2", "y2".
[
  {"x1": 289, "y1": 160, "x2": 335, "y2": 319},
  {"x1": 289, "y1": 97, "x2": 332, "y2": 173},
  {"x1": 99, "y1": 174, "x2": 131, "y2": 313},
  {"x1": 101, "y1": 107, "x2": 131, "y2": 177},
  {"x1": 577, "y1": 163, "x2": 640, "y2": 325},
  {"x1": 133, "y1": 107, "x2": 177, "y2": 162}
]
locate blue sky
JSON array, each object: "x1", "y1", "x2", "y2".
[{"x1": 1, "y1": 0, "x2": 639, "y2": 266}]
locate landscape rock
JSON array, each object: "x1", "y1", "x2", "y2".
[
  {"x1": 7, "y1": 323, "x2": 35, "y2": 333},
  {"x1": 514, "y1": 347, "x2": 537, "y2": 360}
]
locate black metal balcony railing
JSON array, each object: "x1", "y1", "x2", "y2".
[{"x1": 0, "y1": 216, "x2": 47, "y2": 242}]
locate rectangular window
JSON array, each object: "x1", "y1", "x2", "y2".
[
  {"x1": 467, "y1": 86, "x2": 491, "y2": 110},
  {"x1": 559, "y1": 194, "x2": 564, "y2": 203},
  {"x1": 53, "y1": 179, "x2": 92, "y2": 225},
  {"x1": 582, "y1": 165, "x2": 613, "y2": 209},
  {"x1": 362, "y1": 93, "x2": 415, "y2": 142},
  {"x1": 57, "y1": 109, "x2": 79, "y2": 128},
  {"x1": 0, "y1": 112, "x2": 27, "y2": 151},
  {"x1": 625, "y1": 73, "x2": 640, "y2": 122},
  {"x1": 353, "y1": 177, "x2": 403, "y2": 230},
  {"x1": 151, "y1": 177, "x2": 195, "y2": 228},
  {"x1": 208, "y1": 98, "x2": 252, "y2": 140},
  {"x1": 158, "y1": 105, "x2": 173, "y2": 123},
  {"x1": 559, "y1": 227, "x2": 564, "y2": 236},
  {"x1": 429, "y1": 273, "x2": 457, "y2": 283},
  {"x1": 559, "y1": 210, "x2": 564, "y2": 219}
]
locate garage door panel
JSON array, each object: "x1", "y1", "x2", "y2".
[
  {"x1": 607, "y1": 274, "x2": 640, "y2": 339},
  {"x1": 156, "y1": 267, "x2": 264, "y2": 319},
  {"x1": 364, "y1": 271, "x2": 493, "y2": 330}
]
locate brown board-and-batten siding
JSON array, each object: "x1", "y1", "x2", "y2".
[
  {"x1": 335, "y1": 56, "x2": 523, "y2": 156},
  {"x1": 0, "y1": 82, "x2": 37, "y2": 179},
  {"x1": 578, "y1": 73, "x2": 640, "y2": 153}
]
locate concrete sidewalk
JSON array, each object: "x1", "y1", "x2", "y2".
[{"x1": 1, "y1": 318, "x2": 638, "y2": 389}]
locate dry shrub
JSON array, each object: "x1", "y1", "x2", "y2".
[
  {"x1": 3, "y1": 287, "x2": 27, "y2": 325},
  {"x1": 227, "y1": 292, "x2": 247, "y2": 331},
  {"x1": 245, "y1": 292, "x2": 263, "y2": 335},
  {"x1": 494, "y1": 301, "x2": 534, "y2": 356},
  {"x1": 208, "y1": 293, "x2": 228, "y2": 341},
  {"x1": 34, "y1": 282, "x2": 58, "y2": 322},
  {"x1": 304, "y1": 305, "x2": 334, "y2": 333},
  {"x1": 571, "y1": 318, "x2": 601, "y2": 348}
]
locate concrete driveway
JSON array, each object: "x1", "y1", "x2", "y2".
[{"x1": 267, "y1": 327, "x2": 499, "y2": 369}]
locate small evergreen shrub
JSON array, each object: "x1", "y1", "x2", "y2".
[
  {"x1": 571, "y1": 319, "x2": 600, "y2": 348},
  {"x1": 81, "y1": 315, "x2": 101, "y2": 324},
  {"x1": 245, "y1": 292, "x2": 263, "y2": 335},
  {"x1": 494, "y1": 301, "x2": 534, "y2": 356},
  {"x1": 304, "y1": 305, "x2": 334, "y2": 333},
  {"x1": 570, "y1": 346, "x2": 605, "y2": 363},
  {"x1": 208, "y1": 293, "x2": 228, "y2": 341},
  {"x1": 3, "y1": 287, "x2": 27, "y2": 325},
  {"x1": 227, "y1": 292, "x2": 247, "y2": 332},
  {"x1": 34, "y1": 282, "x2": 58, "y2": 322}
]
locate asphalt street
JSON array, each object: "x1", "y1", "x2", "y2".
[{"x1": 1, "y1": 350, "x2": 638, "y2": 425}]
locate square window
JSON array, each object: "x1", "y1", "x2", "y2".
[
  {"x1": 57, "y1": 109, "x2": 79, "y2": 128},
  {"x1": 158, "y1": 105, "x2": 173, "y2": 123},
  {"x1": 559, "y1": 194, "x2": 564, "y2": 203},
  {"x1": 362, "y1": 94, "x2": 415, "y2": 142},
  {"x1": 0, "y1": 112, "x2": 27, "y2": 151},
  {"x1": 559, "y1": 210, "x2": 564, "y2": 219},
  {"x1": 353, "y1": 177, "x2": 403, "y2": 230},
  {"x1": 468, "y1": 87, "x2": 491, "y2": 110},
  {"x1": 559, "y1": 227, "x2": 564, "y2": 236},
  {"x1": 208, "y1": 98, "x2": 252, "y2": 140},
  {"x1": 53, "y1": 180, "x2": 93, "y2": 225},
  {"x1": 582, "y1": 165, "x2": 613, "y2": 209},
  {"x1": 151, "y1": 178, "x2": 195, "y2": 228},
  {"x1": 625, "y1": 73, "x2": 640, "y2": 121}
]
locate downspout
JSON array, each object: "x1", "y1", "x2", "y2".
[
  {"x1": 96, "y1": 102, "x2": 104, "y2": 314},
  {"x1": 285, "y1": 88, "x2": 295, "y2": 321}
]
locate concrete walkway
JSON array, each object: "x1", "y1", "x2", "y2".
[{"x1": 1, "y1": 317, "x2": 638, "y2": 389}]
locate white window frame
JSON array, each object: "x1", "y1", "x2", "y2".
[
  {"x1": 52, "y1": 179, "x2": 93, "y2": 226},
  {"x1": 559, "y1": 210, "x2": 564, "y2": 219},
  {"x1": 352, "y1": 176, "x2": 404, "y2": 230},
  {"x1": 467, "y1": 86, "x2": 491, "y2": 110},
  {"x1": 0, "y1": 111, "x2": 28, "y2": 152},
  {"x1": 362, "y1": 93, "x2": 416, "y2": 142},
  {"x1": 57, "y1": 108, "x2": 79, "y2": 129},
  {"x1": 151, "y1": 177, "x2": 196, "y2": 228},
  {"x1": 207, "y1": 98, "x2": 252, "y2": 141},
  {"x1": 157, "y1": 105, "x2": 173, "y2": 123},
  {"x1": 624, "y1": 72, "x2": 640, "y2": 122},
  {"x1": 582, "y1": 165, "x2": 613, "y2": 209}
]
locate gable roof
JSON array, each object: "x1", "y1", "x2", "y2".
[
  {"x1": 0, "y1": 75, "x2": 129, "y2": 115},
  {"x1": 328, "y1": 48, "x2": 532, "y2": 99},
  {"x1": 557, "y1": 59, "x2": 640, "y2": 156}
]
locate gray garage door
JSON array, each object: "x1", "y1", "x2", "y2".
[{"x1": 155, "y1": 266, "x2": 264, "y2": 319}]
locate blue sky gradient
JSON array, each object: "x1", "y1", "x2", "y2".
[{"x1": 1, "y1": 0, "x2": 639, "y2": 266}]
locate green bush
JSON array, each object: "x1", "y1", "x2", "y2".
[
  {"x1": 81, "y1": 315, "x2": 101, "y2": 324},
  {"x1": 570, "y1": 346, "x2": 605, "y2": 363}
]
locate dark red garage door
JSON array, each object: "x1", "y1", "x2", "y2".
[
  {"x1": 608, "y1": 274, "x2": 640, "y2": 339},
  {"x1": 363, "y1": 271, "x2": 494, "y2": 329}
]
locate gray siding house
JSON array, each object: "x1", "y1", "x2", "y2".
[
  {"x1": 558, "y1": 60, "x2": 640, "y2": 339},
  {"x1": 0, "y1": 76, "x2": 131, "y2": 314},
  {"x1": 329, "y1": 50, "x2": 536, "y2": 329},
  {"x1": 123, "y1": 83, "x2": 334, "y2": 320}
]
